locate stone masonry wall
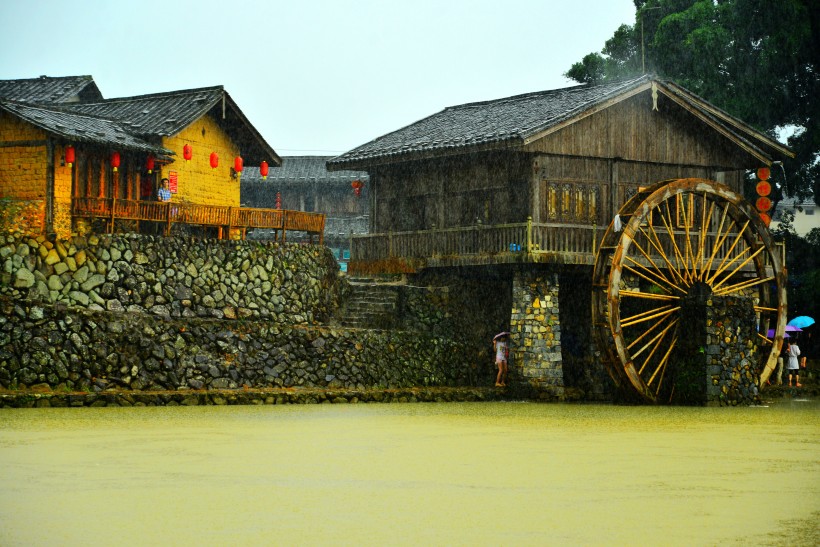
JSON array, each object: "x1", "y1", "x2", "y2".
[
  {"x1": 2, "y1": 234, "x2": 341, "y2": 324},
  {"x1": 510, "y1": 269, "x2": 563, "y2": 398},
  {"x1": 0, "y1": 300, "x2": 471, "y2": 393},
  {"x1": 705, "y1": 296, "x2": 761, "y2": 405},
  {"x1": 0, "y1": 234, "x2": 480, "y2": 396}
]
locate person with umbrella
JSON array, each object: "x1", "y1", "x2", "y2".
[
  {"x1": 786, "y1": 339, "x2": 802, "y2": 387},
  {"x1": 788, "y1": 316, "x2": 814, "y2": 377},
  {"x1": 493, "y1": 332, "x2": 510, "y2": 387}
]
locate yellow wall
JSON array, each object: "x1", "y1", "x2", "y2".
[
  {"x1": 52, "y1": 143, "x2": 74, "y2": 239},
  {"x1": 0, "y1": 112, "x2": 48, "y2": 200},
  {"x1": 161, "y1": 115, "x2": 241, "y2": 207},
  {"x1": 0, "y1": 112, "x2": 48, "y2": 236}
]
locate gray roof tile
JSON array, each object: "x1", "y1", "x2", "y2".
[
  {"x1": 0, "y1": 100, "x2": 170, "y2": 154},
  {"x1": 242, "y1": 156, "x2": 368, "y2": 184},
  {"x1": 328, "y1": 76, "x2": 650, "y2": 167},
  {"x1": 64, "y1": 87, "x2": 224, "y2": 137},
  {"x1": 0, "y1": 75, "x2": 102, "y2": 104}
]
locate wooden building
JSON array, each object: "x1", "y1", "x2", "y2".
[
  {"x1": 327, "y1": 75, "x2": 794, "y2": 401},
  {"x1": 328, "y1": 75, "x2": 791, "y2": 272},
  {"x1": 241, "y1": 156, "x2": 369, "y2": 270},
  {"x1": 0, "y1": 75, "x2": 322, "y2": 241}
]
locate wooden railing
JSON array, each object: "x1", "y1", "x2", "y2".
[
  {"x1": 72, "y1": 198, "x2": 325, "y2": 242},
  {"x1": 350, "y1": 218, "x2": 772, "y2": 274},
  {"x1": 351, "y1": 219, "x2": 601, "y2": 267}
]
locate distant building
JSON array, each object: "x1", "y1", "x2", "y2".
[
  {"x1": 771, "y1": 196, "x2": 819, "y2": 236},
  {"x1": 241, "y1": 156, "x2": 369, "y2": 270}
]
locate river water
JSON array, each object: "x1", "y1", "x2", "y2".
[{"x1": 1, "y1": 399, "x2": 818, "y2": 546}]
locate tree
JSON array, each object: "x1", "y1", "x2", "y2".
[{"x1": 565, "y1": 0, "x2": 819, "y2": 204}]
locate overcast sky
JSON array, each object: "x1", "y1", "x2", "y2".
[{"x1": 0, "y1": 0, "x2": 636, "y2": 156}]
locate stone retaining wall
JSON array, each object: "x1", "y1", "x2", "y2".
[
  {"x1": 0, "y1": 295, "x2": 474, "y2": 393},
  {"x1": 1, "y1": 234, "x2": 342, "y2": 324}
]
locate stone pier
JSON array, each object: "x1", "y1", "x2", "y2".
[{"x1": 509, "y1": 269, "x2": 563, "y2": 397}]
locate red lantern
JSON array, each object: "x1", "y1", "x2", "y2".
[
  {"x1": 260, "y1": 160, "x2": 269, "y2": 180},
  {"x1": 183, "y1": 144, "x2": 192, "y2": 161},
  {"x1": 275, "y1": 192, "x2": 281, "y2": 209},
  {"x1": 757, "y1": 167, "x2": 771, "y2": 181},
  {"x1": 756, "y1": 196, "x2": 772, "y2": 212},
  {"x1": 209, "y1": 152, "x2": 219, "y2": 169},
  {"x1": 64, "y1": 145, "x2": 75, "y2": 167},
  {"x1": 234, "y1": 156, "x2": 243, "y2": 174},
  {"x1": 759, "y1": 212, "x2": 771, "y2": 226},
  {"x1": 146, "y1": 155, "x2": 155, "y2": 174},
  {"x1": 351, "y1": 179, "x2": 364, "y2": 197},
  {"x1": 756, "y1": 180, "x2": 771, "y2": 196},
  {"x1": 110, "y1": 151, "x2": 120, "y2": 172}
]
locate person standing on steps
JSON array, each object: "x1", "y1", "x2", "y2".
[
  {"x1": 787, "y1": 340, "x2": 802, "y2": 387},
  {"x1": 493, "y1": 332, "x2": 509, "y2": 387}
]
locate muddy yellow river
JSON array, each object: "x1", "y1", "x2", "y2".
[{"x1": 1, "y1": 400, "x2": 818, "y2": 545}]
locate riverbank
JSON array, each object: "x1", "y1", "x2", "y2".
[
  {"x1": 0, "y1": 385, "x2": 515, "y2": 408},
  {"x1": 0, "y1": 381, "x2": 814, "y2": 408}
]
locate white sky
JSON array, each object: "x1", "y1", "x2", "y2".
[{"x1": 0, "y1": 0, "x2": 636, "y2": 156}]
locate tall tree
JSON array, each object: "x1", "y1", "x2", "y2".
[{"x1": 566, "y1": 0, "x2": 819, "y2": 204}]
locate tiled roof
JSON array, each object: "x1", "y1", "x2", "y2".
[
  {"x1": 0, "y1": 100, "x2": 169, "y2": 154},
  {"x1": 0, "y1": 75, "x2": 102, "y2": 104},
  {"x1": 329, "y1": 76, "x2": 650, "y2": 168},
  {"x1": 64, "y1": 87, "x2": 224, "y2": 137},
  {"x1": 0, "y1": 77, "x2": 279, "y2": 164},
  {"x1": 242, "y1": 156, "x2": 368, "y2": 184}
]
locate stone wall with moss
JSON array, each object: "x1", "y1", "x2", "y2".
[{"x1": 0, "y1": 234, "x2": 481, "y2": 395}]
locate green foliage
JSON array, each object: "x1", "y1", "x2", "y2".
[{"x1": 565, "y1": 0, "x2": 819, "y2": 203}]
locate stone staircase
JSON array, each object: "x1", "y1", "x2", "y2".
[{"x1": 337, "y1": 277, "x2": 403, "y2": 329}]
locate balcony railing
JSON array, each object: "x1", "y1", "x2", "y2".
[
  {"x1": 72, "y1": 198, "x2": 325, "y2": 242},
  {"x1": 349, "y1": 219, "x2": 602, "y2": 273},
  {"x1": 349, "y1": 218, "x2": 776, "y2": 275}
]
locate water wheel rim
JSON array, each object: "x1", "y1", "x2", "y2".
[{"x1": 594, "y1": 178, "x2": 787, "y2": 403}]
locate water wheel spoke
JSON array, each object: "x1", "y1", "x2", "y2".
[
  {"x1": 628, "y1": 235, "x2": 677, "y2": 289},
  {"x1": 626, "y1": 312, "x2": 676, "y2": 352},
  {"x1": 642, "y1": 224, "x2": 689, "y2": 288},
  {"x1": 702, "y1": 205, "x2": 735, "y2": 280},
  {"x1": 632, "y1": 317, "x2": 679, "y2": 362},
  {"x1": 714, "y1": 275, "x2": 775, "y2": 297},
  {"x1": 680, "y1": 193, "x2": 698, "y2": 283},
  {"x1": 660, "y1": 203, "x2": 693, "y2": 284},
  {"x1": 620, "y1": 290, "x2": 680, "y2": 302},
  {"x1": 621, "y1": 305, "x2": 679, "y2": 329},
  {"x1": 622, "y1": 261, "x2": 678, "y2": 295},
  {"x1": 646, "y1": 337, "x2": 677, "y2": 391},
  {"x1": 757, "y1": 332, "x2": 774, "y2": 345},
  {"x1": 754, "y1": 306, "x2": 777, "y2": 313},
  {"x1": 695, "y1": 196, "x2": 714, "y2": 281},
  {"x1": 711, "y1": 246, "x2": 766, "y2": 292},
  {"x1": 707, "y1": 220, "x2": 750, "y2": 284}
]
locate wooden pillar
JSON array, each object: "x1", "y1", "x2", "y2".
[
  {"x1": 45, "y1": 138, "x2": 55, "y2": 235},
  {"x1": 531, "y1": 156, "x2": 541, "y2": 223},
  {"x1": 609, "y1": 158, "x2": 619, "y2": 218}
]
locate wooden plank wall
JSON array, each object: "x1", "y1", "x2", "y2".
[
  {"x1": 523, "y1": 91, "x2": 752, "y2": 170},
  {"x1": 372, "y1": 152, "x2": 530, "y2": 233}
]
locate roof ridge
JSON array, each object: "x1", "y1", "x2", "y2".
[
  {"x1": 446, "y1": 75, "x2": 649, "y2": 111},
  {"x1": 76, "y1": 85, "x2": 224, "y2": 104}
]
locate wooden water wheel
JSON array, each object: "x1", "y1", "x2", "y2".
[{"x1": 591, "y1": 178, "x2": 787, "y2": 403}]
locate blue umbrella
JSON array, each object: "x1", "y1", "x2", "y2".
[{"x1": 788, "y1": 316, "x2": 815, "y2": 329}]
